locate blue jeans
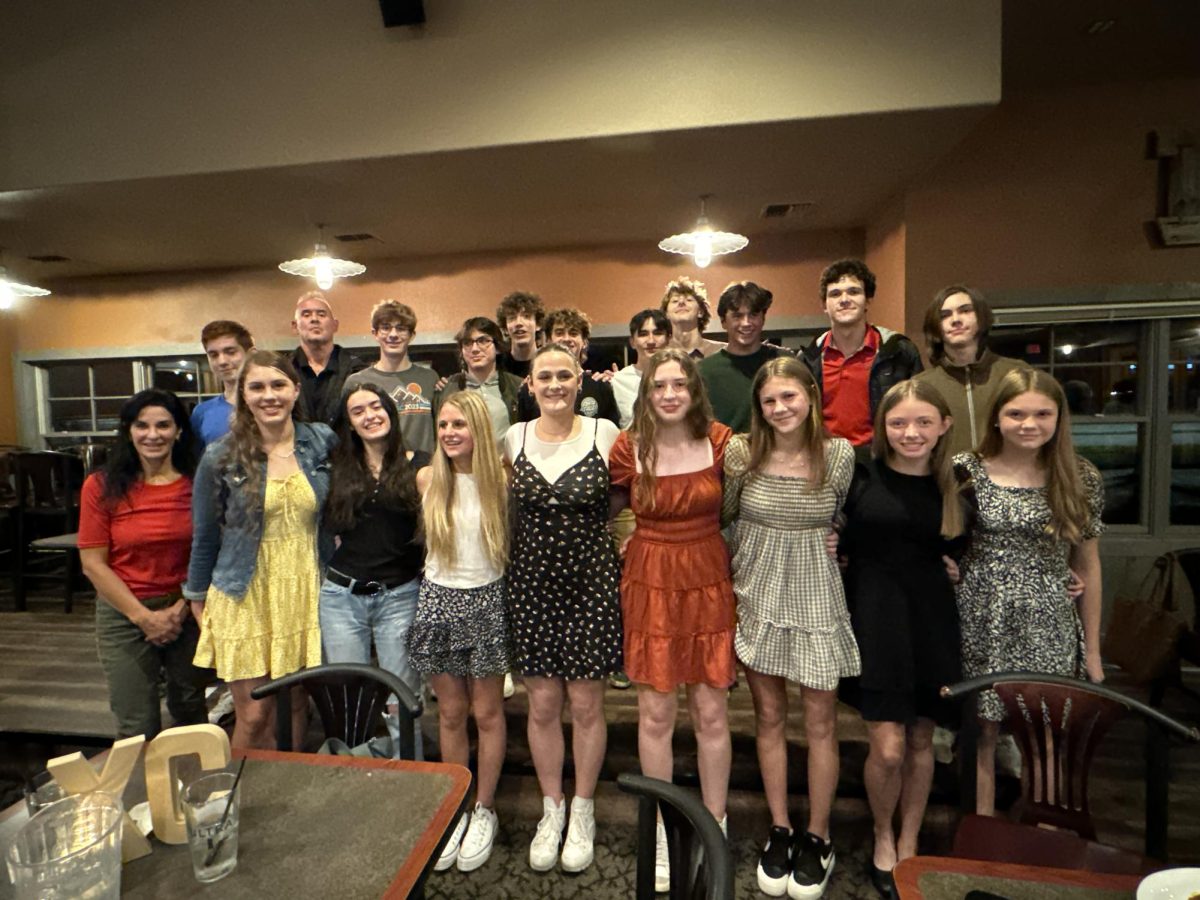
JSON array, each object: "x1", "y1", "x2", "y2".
[{"x1": 318, "y1": 575, "x2": 423, "y2": 758}]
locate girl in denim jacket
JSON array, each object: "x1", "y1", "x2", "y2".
[{"x1": 184, "y1": 350, "x2": 336, "y2": 749}]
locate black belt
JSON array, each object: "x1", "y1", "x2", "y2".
[{"x1": 326, "y1": 568, "x2": 408, "y2": 595}]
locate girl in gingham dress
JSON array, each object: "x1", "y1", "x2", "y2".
[{"x1": 722, "y1": 357, "x2": 859, "y2": 900}]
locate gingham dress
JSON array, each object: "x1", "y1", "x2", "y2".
[{"x1": 723, "y1": 435, "x2": 861, "y2": 690}]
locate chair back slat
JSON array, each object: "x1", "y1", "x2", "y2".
[{"x1": 996, "y1": 681, "x2": 1125, "y2": 838}]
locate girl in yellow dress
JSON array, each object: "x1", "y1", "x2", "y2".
[{"x1": 184, "y1": 350, "x2": 337, "y2": 749}]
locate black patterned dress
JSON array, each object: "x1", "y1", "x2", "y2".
[
  {"x1": 507, "y1": 421, "x2": 624, "y2": 680},
  {"x1": 953, "y1": 453, "x2": 1105, "y2": 721}
]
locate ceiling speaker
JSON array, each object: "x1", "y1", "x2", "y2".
[{"x1": 378, "y1": 0, "x2": 425, "y2": 27}]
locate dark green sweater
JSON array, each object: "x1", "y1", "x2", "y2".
[{"x1": 698, "y1": 345, "x2": 786, "y2": 434}]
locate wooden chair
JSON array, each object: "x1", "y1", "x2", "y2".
[
  {"x1": 10, "y1": 451, "x2": 84, "y2": 611},
  {"x1": 616, "y1": 773, "x2": 734, "y2": 900},
  {"x1": 250, "y1": 663, "x2": 424, "y2": 760},
  {"x1": 942, "y1": 672, "x2": 1199, "y2": 862}
]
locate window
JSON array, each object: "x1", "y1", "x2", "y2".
[{"x1": 43, "y1": 361, "x2": 137, "y2": 435}]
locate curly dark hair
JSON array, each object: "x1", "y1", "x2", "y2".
[
  {"x1": 818, "y1": 259, "x2": 876, "y2": 301},
  {"x1": 324, "y1": 383, "x2": 420, "y2": 533},
  {"x1": 101, "y1": 389, "x2": 197, "y2": 504},
  {"x1": 496, "y1": 291, "x2": 546, "y2": 329}
]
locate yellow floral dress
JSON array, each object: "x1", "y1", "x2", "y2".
[{"x1": 194, "y1": 472, "x2": 323, "y2": 680}]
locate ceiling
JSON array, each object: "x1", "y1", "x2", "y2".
[{"x1": 1, "y1": 1, "x2": 1197, "y2": 285}]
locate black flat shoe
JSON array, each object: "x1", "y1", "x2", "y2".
[{"x1": 869, "y1": 863, "x2": 895, "y2": 899}]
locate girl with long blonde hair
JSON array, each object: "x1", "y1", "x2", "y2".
[
  {"x1": 609, "y1": 348, "x2": 735, "y2": 890},
  {"x1": 408, "y1": 390, "x2": 510, "y2": 874},
  {"x1": 722, "y1": 355, "x2": 859, "y2": 900},
  {"x1": 841, "y1": 380, "x2": 965, "y2": 895},
  {"x1": 954, "y1": 366, "x2": 1104, "y2": 816}
]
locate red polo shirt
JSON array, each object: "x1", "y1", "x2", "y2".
[{"x1": 820, "y1": 325, "x2": 880, "y2": 446}]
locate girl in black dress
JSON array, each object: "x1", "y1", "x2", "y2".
[{"x1": 841, "y1": 380, "x2": 965, "y2": 897}]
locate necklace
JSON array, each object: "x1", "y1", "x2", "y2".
[{"x1": 269, "y1": 446, "x2": 296, "y2": 459}]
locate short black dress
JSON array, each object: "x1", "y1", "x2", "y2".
[
  {"x1": 841, "y1": 460, "x2": 963, "y2": 725},
  {"x1": 506, "y1": 421, "x2": 624, "y2": 680}
]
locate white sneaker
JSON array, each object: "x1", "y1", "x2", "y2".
[
  {"x1": 435, "y1": 811, "x2": 468, "y2": 871},
  {"x1": 561, "y1": 796, "x2": 596, "y2": 872},
  {"x1": 457, "y1": 803, "x2": 498, "y2": 872},
  {"x1": 654, "y1": 821, "x2": 670, "y2": 893},
  {"x1": 529, "y1": 796, "x2": 565, "y2": 871},
  {"x1": 207, "y1": 689, "x2": 235, "y2": 725},
  {"x1": 503, "y1": 672, "x2": 515, "y2": 699}
]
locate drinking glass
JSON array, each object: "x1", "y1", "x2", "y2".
[
  {"x1": 5, "y1": 791, "x2": 123, "y2": 900},
  {"x1": 182, "y1": 771, "x2": 240, "y2": 883}
]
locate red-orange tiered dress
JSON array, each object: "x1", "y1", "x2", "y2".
[{"x1": 609, "y1": 422, "x2": 736, "y2": 692}]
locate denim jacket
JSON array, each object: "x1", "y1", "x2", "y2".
[{"x1": 183, "y1": 422, "x2": 337, "y2": 601}]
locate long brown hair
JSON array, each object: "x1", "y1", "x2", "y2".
[
  {"x1": 324, "y1": 384, "x2": 419, "y2": 533},
  {"x1": 627, "y1": 349, "x2": 714, "y2": 510},
  {"x1": 745, "y1": 356, "x2": 827, "y2": 488},
  {"x1": 423, "y1": 391, "x2": 509, "y2": 571},
  {"x1": 222, "y1": 350, "x2": 304, "y2": 510},
  {"x1": 871, "y1": 380, "x2": 964, "y2": 538},
  {"x1": 977, "y1": 367, "x2": 1093, "y2": 543}
]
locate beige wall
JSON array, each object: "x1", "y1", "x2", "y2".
[
  {"x1": 901, "y1": 77, "x2": 1200, "y2": 338},
  {"x1": 0, "y1": 1, "x2": 1000, "y2": 190}
]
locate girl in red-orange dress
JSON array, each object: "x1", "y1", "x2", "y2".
[{"x1": 609, "y1": 348, "x2": 735, "y2": 889}]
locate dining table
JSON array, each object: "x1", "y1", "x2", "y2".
[
  {"x1": 1, "y1": 748, "x2": 471, "y2": 899},
  {"x1": 894, "y1": 855, "x2": 1144, "y2": 900}
]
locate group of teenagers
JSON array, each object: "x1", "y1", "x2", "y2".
[{"x1": 76, "y1": 258, "x2": 1104, "y2": 899}]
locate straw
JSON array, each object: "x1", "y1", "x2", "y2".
[{"x1": 203, "y1": 758, "x2": 246, "y2": 868}]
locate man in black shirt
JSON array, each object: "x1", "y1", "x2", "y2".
[
  {"x1": 289, "y1": 291, "x2": 366, "y2": 424},
  {"x1": 496, "y1": 290, "x2": 545, "y2": 379}
]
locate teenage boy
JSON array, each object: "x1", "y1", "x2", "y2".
[
  {"x1": 915, "y1": 285, "x2": 1023, "y2": 456},
  {"x1": 191, "y1": 320, "x2": 254, "y2": 448},
  {"x1": 343, "y1": 299, "x2": 439, "y2": 454},
  {"x1": 699, "y1": 282, "x2": 787, "y2": 433},
  {"x1": 290, "y1": 291, "x2": 366, "y2": 425},
  {"x1": 434, "y1": 316, "x2": 523, "y2": 442},
  {"x1": 517, "y1": 307, "x2": 620, "y2": 425},
  {"x1": 661, "y1": 276, "x2": 726, "y2": 359},
  {"x1": 612, "y1": 309, "x2": 673, "y2": 428},
  {"x1": 496, "y1": 291, "x2": 546, "y2": 379},
  {"x1": 800, "y1": 259, "x2": 922, "y2": 450}
]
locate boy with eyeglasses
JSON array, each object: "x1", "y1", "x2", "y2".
[
  {"x1": 343, "y1": 299, "x2": 440, "y2": 453},
  {"x1": 434, "y1": 317, "x2": 524, "y2": 442}
]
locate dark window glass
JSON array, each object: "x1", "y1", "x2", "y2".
[
  {"x1": 47, "y1": 365, "x2": 90, "y2": 397},
  {"x1": 91, "y1": 361, "x2": 134, "y2": 397},
  {"x1": 1052, "y1": 365, "x2": 1141, "y2": 416},
  {"x1": 94, "y1": 398, "x2": 125, "y2": 432},
  {"x1": 1171, "y1": 422, "x2": 1200, "y2": 525},
  {"x1": 1072, "y1": 421, "x2": 1140, "y2": 525},
  {"x1": 988, "y1": 326, "x2": 1051, "y2": 365},
  {"x1": 151, "y1": 360, "x2": 201, "y2": 395},
  {"x1": 48, "y1": 399, "x2": 93, "y2": 432},
  {"x1": 1052, "y1": 323, "x2": 1139, "y2": 365}
]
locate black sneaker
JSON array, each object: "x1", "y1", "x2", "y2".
[
  {"x1": 756, "y1": 826, "x2": 792, "y2": 897},
  {"x1": 787, "y1": 831, "x2": 835, "y2": 900}
]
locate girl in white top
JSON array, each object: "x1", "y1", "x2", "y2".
[{"x1": 408, "y1": 391, "x2": 510, "y2": 874}]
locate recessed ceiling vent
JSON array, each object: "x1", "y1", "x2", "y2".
[
  {"x1": 761, "y1": 202, "x2": 813, "y2": 220},
  {"x1": 333, "y1": 233, "x2": 379, "y2": 243},
  {"x1": 26, "y1": 254, "x2": 70, "y2": 263}
]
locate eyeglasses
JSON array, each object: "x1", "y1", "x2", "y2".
[
  {"x1": 375, "y1": 323, "x2": 411, "y2": 336},
  {"x1": 461, "y1": 336, "x2": 495, "y2": 348}
]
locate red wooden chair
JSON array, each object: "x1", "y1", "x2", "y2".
[{"x1": 941, "y1": 672, "x2": 1199, "y2": 865}]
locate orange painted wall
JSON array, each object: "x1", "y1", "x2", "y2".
[
  {"x1": 901, "y1": 76, "x2": 1200, "y2": 338},
  {"x1": 2, "y1": 230, "x2": 863, "y2": 443},
  {"x1": 864, "y1": 192, "x2": 908, "y2": 333}
]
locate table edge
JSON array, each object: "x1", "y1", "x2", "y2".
[{"x1": 894, "y1": 855, "x2": 1144, "y2": 899}]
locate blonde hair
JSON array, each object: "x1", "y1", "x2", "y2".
[
  {"x1": 422, "y1": 391, "x2": 509, "y2": 571},
  {"x1": 627, "y1": 349, "x2": 714, "y2": 510},
  {"x1": 871, "y1": 380, "x2": 964, "y2": 538},
  {"x1": 745, "y1": 357, "x2": 827, "y2": 489},
  {"x1": 977, "y1": 367, "x2": 1093, "y2": 544}
]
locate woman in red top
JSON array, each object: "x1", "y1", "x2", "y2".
[
  {"x1": 79, "y1": 389, "x2": 207, "y2": 739},
  {"x1": 609, "y1": 348, "x2": 735, "y2": 887}
]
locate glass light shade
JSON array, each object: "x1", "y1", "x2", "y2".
[
  {"x1": 0, "y1": 267, "x2": 51, "y2": 309},
  {"x1": 278, "y1": 242, "x2": 365, "y2": 287},
  {"x1": 658, "y1": 215, "x2": 748, "y2": 268}
]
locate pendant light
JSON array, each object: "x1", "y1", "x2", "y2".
[
  {"x1": 278, "y1": 225, "x2": 366, "y2": 290},
  {"x1": 0, "y1": 251, "x2": 51, "y2": 310},
  {"x1": 658, "y1": 195, "x2": 749, "y2": 268}
]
